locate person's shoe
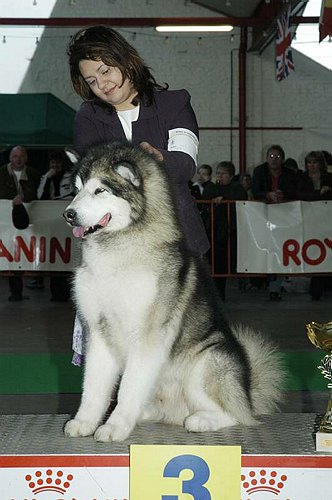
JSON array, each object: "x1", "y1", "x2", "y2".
[
  {"x1": 8, "y1": 295, "x2": 23, "y2": 302},
  {"x1": 269, "y1": 292, "x2": 282, "y2": 301}
]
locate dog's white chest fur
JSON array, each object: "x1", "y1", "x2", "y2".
[{"x1": 75, "y1": 250, "x2": 159, "y2": 355}]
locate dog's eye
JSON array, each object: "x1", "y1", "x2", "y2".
[{"x1": 94, "y1": 188, "x2": 106, "y2": 195}]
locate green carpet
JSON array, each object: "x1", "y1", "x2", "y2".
[{"x1": 0, "y1": 351, "x2": 327, "y2": 394}]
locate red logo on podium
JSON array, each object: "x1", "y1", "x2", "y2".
[
  {"x1": 25, "y1": 469, "x2": 74, "y2": 495},
  {"x1": 242, "y1": 469, "x2": 290, "y2": 498}
]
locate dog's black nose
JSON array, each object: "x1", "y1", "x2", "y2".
[{"x1": 63, "y1": 209, "x2": 77, "y2": 223}]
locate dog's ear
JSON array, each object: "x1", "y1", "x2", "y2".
[
  {"x1": 65, "y1": 148, "x2": 80, "y2": 164},
  {"x1": 113, "y1": 162, "x2": 140, "y2": 187}
]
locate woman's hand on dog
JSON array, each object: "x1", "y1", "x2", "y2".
[{"x1": 140, "y1": 141, "x2": 164, "y2": 162}]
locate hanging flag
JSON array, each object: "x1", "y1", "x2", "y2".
[
  {"x1": 276, "y1": 4, "x2": 295, "y2": 81},
  {"x1": 319, "y1": 0, "x2": 332, "y2": 42}
]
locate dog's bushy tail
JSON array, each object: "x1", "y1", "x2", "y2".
[{"x1": 232, "y1": 323, "x2": 286, "y2": 415}]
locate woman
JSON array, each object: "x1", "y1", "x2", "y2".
[
  {"x1": 296, "y1": 150, "x2": 332, "y2": 201},
  {"x1": 67, "y1": 25, "x2": 209, "y2": 257},
  {"x1": 215, "y1": 161, "x2": 247, "y2": 200},
  {"x1": 38, "y1": 150, "x2": 73, "y2": 201},
  {"x1": 296, "y1": 150, "x2": 332, "y2": 300},
  {"x1": 239, "y1": 172, "x2": 254, "y2": 201},
  {"x1": 36, "y1": 150, "x2": 74, "y2": 301},
  {"x1": 67, "y1": 26, "x2": 209, "y2": 364}
]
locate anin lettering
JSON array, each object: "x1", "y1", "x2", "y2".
[{"x1": 0, "y1": 236, "x2": 71, "y2": 264}]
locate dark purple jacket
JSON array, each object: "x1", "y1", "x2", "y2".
[{"x1": 73, "y1": 89, "x2": 209, "y2": 256}]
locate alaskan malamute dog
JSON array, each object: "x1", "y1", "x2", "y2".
[{"x1": 63, "y1": 142, "x2": 284, "y2": 442}]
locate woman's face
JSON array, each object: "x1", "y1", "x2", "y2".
[
  {"x1": 79, "y1": 59, "x2": 137, "y2": 111},
  {"x1": 49, "y1": 158, "x2": 64, "y2": 174},
  {"x1": 306, "y1": 157, "x2": 321, "y2": 176}
]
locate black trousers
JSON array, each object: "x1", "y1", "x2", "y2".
[{"x1": 8, "y1": 273, "x2": 23, "y2": 297}]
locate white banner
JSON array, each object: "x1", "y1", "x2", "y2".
[
  {"x1": 0, "y1": 200, "x2": 79, "y2": 272},
  {"x1": 2, "y1": 200, "x2": 332, "y2": 274},
  {"x1": 0, "y1": 454, "x2": 331, "y2": 500},
  {"x1": 236, "y1": 200, "x2": 332, "y2": 274}
]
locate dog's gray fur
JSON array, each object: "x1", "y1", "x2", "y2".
[{"x1": 63, "y1": 142, "x2": 284, "y2": 442}]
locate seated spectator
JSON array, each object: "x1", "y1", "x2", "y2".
[
  {"x1": 192, "y1": 164, "x2": 219, "y2": 198},
  {"x1": 252, "y1": 145, "x2": 297, "y2": 301},
  {"x1": 36, "y1": 151, "x2": 74, "y2": 302},
  {"x1": 214, "y1": 161, "x2": 247, "y2": 201},
  {"x1": 296, "y1": 150, "x2": 332, "y2": 201},
  {"x1": 239, "y1": 172, "x2": 254, "y2": 200},
  {"x1": 0, "y1": 145, "x2": 40, "y2": 301},
  {"x1": 191, "y1": 164, "x2": 220, "y2": 239},
  {"x1": 296, "y1": 150, "x2": 332, "y2": 301},
  {"x1": 38, "y1": 150, "x2": 74, "y2": 201},
  {"x1": 213, "y1": 161, "x2": 247, "y2": 300}
]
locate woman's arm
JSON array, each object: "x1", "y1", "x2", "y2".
[
  {"x1": 151, "y1": 90, "x2": 199, "y2": 183},
  {"x1": 73, "y1": 104, "x2": 105, "y2": 156}
]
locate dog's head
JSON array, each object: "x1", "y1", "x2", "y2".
[{"x1": 63, "y1": 143, "x2": 148, "y2": 239}]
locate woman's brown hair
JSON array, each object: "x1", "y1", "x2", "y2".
[
  {"x1": 304, "y1": 150, "x2": 327, "y2": 172},
  {"x1": 67, "y1": 26, "x2": 167, "y2": 107}
]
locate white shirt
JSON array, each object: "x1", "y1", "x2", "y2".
[{"x1": 117, "y1": 106, "x2": 140, "y2": 141}]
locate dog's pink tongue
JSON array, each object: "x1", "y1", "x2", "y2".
[{"x1": 72, "y1": 226, "x2": 85, "y2": 238}]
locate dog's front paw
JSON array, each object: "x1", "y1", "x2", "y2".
[
  {"x1": 94, "y1": 423, "x2": 115, "y2": 442},
  {"x1": 94, "y1": 422, "x2": 131, "y2": 442},
  {"x1": 94, "y1": 413, "x2": 135, "y2": 442},
  {"x1": 64, "y1": 418, "x2": 97, "y2": 437}
]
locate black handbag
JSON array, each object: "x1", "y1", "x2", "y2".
[{"x1": 12, "y1": 204, "x2": 30, "y2": 230}]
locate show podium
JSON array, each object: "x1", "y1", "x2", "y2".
[{"x1": 0, "y1": 413, "x2": 331, "y2": 499}]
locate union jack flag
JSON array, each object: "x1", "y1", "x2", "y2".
[{"x1": 276, "y1": 5, "x2": 295, "y2": 81}]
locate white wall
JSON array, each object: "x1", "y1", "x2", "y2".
[{"x1": 9, "y1": 0, "x2": 332, "y2": 174}]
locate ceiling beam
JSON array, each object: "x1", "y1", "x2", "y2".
[{"x1": 0, "y1": 16, "x2": 319, "y2": 27}]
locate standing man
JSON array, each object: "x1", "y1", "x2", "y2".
[
  {"x1": 252, "y1": 144, "x2": 296, "y2": 203},
  {"x1": 0, "y1": 145, "x2": 40, "y2": 301},
  {"x1": 252, "y1": 145, "x2": 296, "y2": 301}
]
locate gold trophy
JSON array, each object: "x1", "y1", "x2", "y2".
[{"x1": 306, "y1": 321, "x2": 332, "y2": 451}]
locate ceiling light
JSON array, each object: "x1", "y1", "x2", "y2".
[{"x1": 155, "y1": 25, "x2": 234, "y2": 33}]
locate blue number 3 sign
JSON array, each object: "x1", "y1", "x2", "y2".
[{"x1": 162, "y1": 454, "x2": 212, "y2": 500}]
